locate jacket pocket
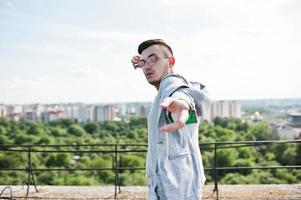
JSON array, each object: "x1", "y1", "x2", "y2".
[
  {"x1": 168, "y1": 151, "x2": 190, "y2": 160},
  {"x1": 164, "y1": 151, "x2": 194, "y2": 195}
]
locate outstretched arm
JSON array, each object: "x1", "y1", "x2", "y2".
[{"x1": 159, "y1": 97, "x2": 190, "y2": 132}]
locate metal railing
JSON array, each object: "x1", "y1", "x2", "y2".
[{"x1": 0, "y1": 140, "x2": 300, "y2": 199}]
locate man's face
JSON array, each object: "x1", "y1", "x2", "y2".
[{"x1": 140, "y1": 45, "x2": 173, "y2": 89}]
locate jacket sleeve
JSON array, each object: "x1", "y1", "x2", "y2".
[{"x1": 174, "y1": 86, "x2": 211, "y2": 120}]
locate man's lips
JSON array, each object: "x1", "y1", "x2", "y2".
[{"x1": 146, "y1": 72, "x2": 154, "y2": 78}]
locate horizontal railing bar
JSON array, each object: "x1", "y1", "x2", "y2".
[
  {"x1": 199, "y1": 139, "x2": 301, "y2": 145},
  {"x1": 0, "y1": 149, "x2": 147, "y2": 153},
  {"x1": 200, "y1": 142, "x2": 290, "y2": 151},
  {"x1": 1, "y1": 166, "x2": 300, "y2": 172},
  {"x1": 0, "y1": 167, "x2": 145, "y2": 171},
  {"x1": 217, "y1": 166, "x2": 301, "y2": 170},
  {"x1": 205, "y1": 166, "x2": 301, "y2": 170},
  {"x1": 0, "y1": 144, "x2": 148, "y2": 148},
  {"x1": 2, "y1": 141, "x2": 295, "y2": 153},
  {"x1": 0, "y1": 140, "x2": 300, "y2": 149}
]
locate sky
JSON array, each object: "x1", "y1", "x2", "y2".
[{"x1": 0, "y1": 0, "x2": 300, "y2": 104}]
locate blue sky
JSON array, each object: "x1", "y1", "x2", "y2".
[{"x1": 0, "y1": 0, "x2": 300, "y2": 104}]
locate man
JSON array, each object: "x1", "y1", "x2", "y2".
[{"x1": 131, "y1": 39, "x2": 209, "y2": 199}]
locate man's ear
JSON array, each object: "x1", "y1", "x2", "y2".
[{"x1": 169, "y1": 56, "x2": 175, "y2": 66}]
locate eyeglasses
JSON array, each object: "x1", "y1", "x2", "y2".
[{"x1": 137, "y1": 54, "x2": 169, "y2": 69}]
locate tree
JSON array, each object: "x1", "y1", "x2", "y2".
[
  {"x1": 0, "y1": 134, "x2": 10, "y2": 145},
  {"x1": 46, "y1": 154, "x2": 70, "y2": 167},
  {"x1": 67, "y1": 124, "x2": 86, "y2": 136},
  {"x1": 89, "y1": 157, "x2": 114, "y2": 184},
  {"x1": 128, "y1": 117, "x2": 147, "y2": 128},
  {"x1": 83, "y1": 122, "x2": 99, "y2": 134},
  {"x1": 296, "y1": 143, "x2": 301, "y2": 165},
  {"x1": 101, "y1": 121, "x2": 118, "y2": 132},
  {"x1": 279, "y1": 146, "x2": 297, "y2": 165},
  {"x1": 27, "y1": 123, "x2": 45, "y2": 135},
  {"x1": 248, "y1": 123, "x2": 278, "y2": 141},
  {"x1": 14, "y1": 131, "x2": 37, "y2": 144},
  {"x1": 0, "y1": 117, "x2": 10, "y2": 127},
  {"x1": 49, "y1": 127, "x2": 66, "y2": 137},
  {"x1": 213, "y1": 117, "x2": 229, "y2": 128},
  {"x1": 119, "y1": 155, "x2": 144, "y2": 173},
  {"x1": 0, "y1": 125, "x2": 6, "y2": 135}
]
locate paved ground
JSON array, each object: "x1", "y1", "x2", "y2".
[{"x1": 0, "y1": 185, "x2": 301, "y2": 199}]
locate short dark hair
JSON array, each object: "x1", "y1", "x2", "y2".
[{"x1": 138, "y1": 39, "x2": 173, "y2": 55}]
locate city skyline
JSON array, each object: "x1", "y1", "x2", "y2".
[{"x1": 0, "y1": 0, "x2": 300, "y2": 104}]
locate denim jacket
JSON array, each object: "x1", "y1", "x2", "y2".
[{"x1": 146, "y1": 74, "x2": 208, "y2": 199}]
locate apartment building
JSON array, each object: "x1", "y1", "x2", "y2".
[
  {"x1": 95, "y1": 105, "x2": 116, "y2": 122},
  {"x1": 209, "y1": 100, "x2": 241, "y2": 122},
  {"x1": 0, "y1": 104, "x2": 7, "y2": 118}
]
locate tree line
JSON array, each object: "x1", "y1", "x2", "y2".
[{"x1": 0, "y1": 117, "x2": 300, "y2": 186}]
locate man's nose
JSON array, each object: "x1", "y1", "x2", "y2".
[{"x1": 144, "y1": 63, "x2": 152, "y2": 69}]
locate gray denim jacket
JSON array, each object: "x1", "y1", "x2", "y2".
[{"x1": 146, "y1": 74, "x2": 208, "y2": 199}]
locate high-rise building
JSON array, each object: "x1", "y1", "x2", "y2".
[
  {"x1": 7, "y1": 105, "x2": 23, "y2": 121},
  {"x1": 46, "y1": 110, "x2": 65, "y2": 121},
  {"x1": 209, "y1": 100, "x2": 241, "y2": 122},
  {"x1": 63, "y1": 104, "x2": 80, "y2": 120},
  {"x1": 77, "y1": 104, "x2": 95, "y2": 122},
  {"x1": 95, "y1": 105, "x2": 116, "y2": 122},
  {"x1": 0, "y1": 104, "x2": 7, "y2": 118}
]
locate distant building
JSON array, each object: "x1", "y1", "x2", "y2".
[
  {"x1": 139, "y1": 105, "x2": 147, "y2": 117},
  {"x1": 115, "y1": 104, "x2": 126, "y2": 117},
  {"x1": 7, "y1": 105, "x2": 23, "y2": 121},
  {"x1": 95, "y1": 105, "x2": 116, "y2": 121},
  {"x1": 64, "y1": 104, "x2": 79, "y2": 120},
  {"x1": 209, "y1": 100, "x2": 241, "y2": 122},
  {"x1": 32, "y1": 104, "x2": 45, "y2": 121},
  {"x1": 269, "y1": 112, "x2": 301, "y2": 140},
  {"x1": 0, "y1": 104, "x2": 7, "y2": 118},
  {"x1": 45, "y1": 109, "x2": 65, "y2": 122},
  {"x1": 23, "y1": 109, "x2": 36, "y2": 121},
  {"x1": 126, "y1": 105, "x2": 136, "y2": 115},
  {"x1": 77, "y1": 104, "x2": 95, "y2": 122},
  {"x1": 287, "y1": 112, "x2": 301, "y2": 127},
  {"x1": 277, "y1": 125, "x2": 301, "y2": 140},
  {"x1": 22, "y1": 104, "x2": 42, "y2": 121}
]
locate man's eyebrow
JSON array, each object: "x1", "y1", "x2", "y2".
[
  {"x1": 147, "y1": 53, "x2": 157, "y2": 58},
  {"x1": 141, "y1": 53, "x2": 157, "y2": 61}
]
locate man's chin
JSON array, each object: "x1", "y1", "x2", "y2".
[{"x1": 147, "y1": 79, "x2": 161, "y2": 87}]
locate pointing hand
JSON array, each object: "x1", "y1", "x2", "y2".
[{"x1": 160, "y1": 97, "x2": 190, "y2": 132}]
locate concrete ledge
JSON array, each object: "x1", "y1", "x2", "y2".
[{"x1": 0, "y1": 185, "x2": 300, "y2": 199}]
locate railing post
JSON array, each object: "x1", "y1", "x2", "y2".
[
  {"x1": 26, "y1": 146, "x2": 38, "y2": 197},
  {"x1": 214, "y1": 143, "x2": 219, "y2": 199},
  {"x1": 114, "y1": 144, "x2": 117, "y2": 199},
  {"x1": 114, "y1": 144, "x2": 121, "y2": 199}
]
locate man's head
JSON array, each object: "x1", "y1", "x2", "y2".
[{"x1": 137, "y1": 39, "x2": 175, "y2": 90}]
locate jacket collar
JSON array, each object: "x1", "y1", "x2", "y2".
[{"x1": 159, "y1": 73, "x2": 190, "y2": 97}]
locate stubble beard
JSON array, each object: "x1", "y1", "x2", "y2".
[{"x1": 147, "y1": 78, "x2": 161, "y2": 90}]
